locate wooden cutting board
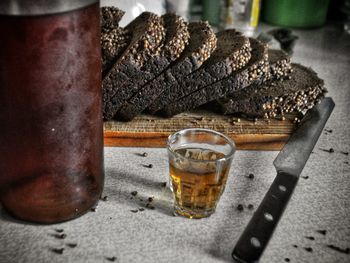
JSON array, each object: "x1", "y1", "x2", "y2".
[{"x1": 104, "y1": 110, "x2": 297, "y2": 150}]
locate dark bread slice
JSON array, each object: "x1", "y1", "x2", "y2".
[
  {"x1": 115, "y1": 21, "x2": 217, "y2": 121},
  {"x1": 101, "y1": 6, "x2": 125, "y2": 30},
  {"x1": 117, "y1": 28, "x2": 244, "y2": 121},
  {"x1": 111, "y1": 13, "x2": 189, "y2": 106},
  {"x1": 160, "y1": 38, "x2": 269, "y2": 117},
  {"x1": 101, "y1": 27, "x2": 131, "y2": 75},
  {"x1": 115, "y1": 13, "x2": 189, "y2": 80},
  {"x1": 212, "y1": 48, "x2": 292, "y2": 106},
  {"x1": 102, "y1": 12, "x2": 166, "y2": 120},
  {"x1": 103, "y1": 13, "x2": 190, "y2": 120},
  {"x1": 208, "y1": 48, "x2": 292, "y2": 114},
  {"x1": 145, "y1": 29, "x2": 251, "y2": 116},
  {"x1": 215, "y1": 64, "x2": 327, "y2": 118},
  {"x1": 106, "y1": 14, "x2": 189, "y2": 118}
]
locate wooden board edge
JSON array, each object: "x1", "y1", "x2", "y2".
[{"x1": 104, "y1": 131, "x2": 289, "y2": 151}]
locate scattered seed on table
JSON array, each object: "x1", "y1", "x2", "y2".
[
  {"x1": 345, "y1": 161, "x2": 349, "y2": 165},
  {"x1": 105, "y1": 256, "x2": 117, "y2": 261},
  {"x1": 141, "y1": 152, "x2": 148, "y2": 157},
  {"x1": 341, "y1": 151, "x2": 349, "y2": 155},
  {"x1": 101, "y1": 196, "x2": 108, "y2": 201},
  {"x1": 66, "y1": 243, "x2": 77, "y2": 248},
  {"x1": 161, "y1": 182, "x2": 167, "y2": 187},
  {"x1": 55, "y1": 229, "x2": 64, "y2": 233},
  {"x1": 148, "y1": 197, "x2": 154, "y2": 202},
  {"x1": 301, "y1": 176, "x2": 309, "y2": 180},
  {"x1": 143, "y1": 164, "x2": 153, "y2": 168},
  {"x1": 320, "y1": 148, "x2": 334, "y2": 153},
  {"x1": 53, "y1": 233, "x2": 67, "y2": 239},
  {"x1": 247, "y1": 173, "x2": 254, "y2": 179},
  {"x1": 324, "y1": 129, "x2": 333, "y2": 133},
  {"x1": 131, "y1": 191, "x2": 138, "y2": 196},
  {"x1": 130, "y1": 209, "x2": 138, "y2": 213},
  {"x1": 326, "y1": 244, "x2": 350, "y2": 254},
  {"x1": 305, "y1": 236, "x2": 315, "y2": 241},
  {"x1": 237, "y1": 204, "x2": 244, "y2": 211},
  {"x1": 139, "y1": 208, "x2": 145, "y2": 212},
  {"x1": 51, "y1": 248, "x2": 64, "y2": 254},
  {"x1": 139, "y1": 198, "x2": 143, "y2": 202},
  {"x1": 316, "y1": 230, "x2": 327, "y2": 235},
  {"x1": 247, "y1": 204, "x2": 254, "y2": 210},
  {"x1": 292, "y1": 245, "x2": 298, "y2": 248},
  {"x1": 304, "y1": 247, "x2": 313, "y2": 252},
  {"x1": 91, "y1": 207, "x2": 97, "y2": 212},
  {"x1": 284, "y1": 258, "x2": 290, "y2": 262},
  {"x1": 146, "y1": 203, "x2": 155, "y2": 210}
]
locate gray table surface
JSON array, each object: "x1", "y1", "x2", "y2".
[{"x1": 1, "y1": 24, "x2": 350, "y2": 263}]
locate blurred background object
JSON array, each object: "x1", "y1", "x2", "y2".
[
  {"x1": 222, "y1": 0, "x2": 261, "y2": 36},
  {"x1": 341, "y1": 0, "x2": 350, "y2": 33},
  {"x1": 261, "y1": 0, "x2": 330, "y2": 28},
  {"x1": 100, "y1": 0, "x2": 350, "y2": 35},
  {"x1": 100, "y1": 0, "x2": 166, "y2": 26},
  {"x1": 166, "y1": 0, "x2": 191, "y2": 21},
  {"x1": 202, "y1": 0, "x2": 223, "y2": 29},
  {"x1": 189, "y1": 0, "x2": 203, "y2": 21}
]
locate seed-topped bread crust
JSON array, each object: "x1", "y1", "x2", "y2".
[
  {"x1": 160, "y1": 13, "x2": 189, "y2": 61},
  {"x1": 101, "y1": 6, "x2": 125, "y2": 31},
  {"x1": 267, "y1": 49, "x2": 292, "y2": 81},
  {"x1": 216, "y1": 64, "x2": 327, "y2": 118},
  {"x1": 160, "y1": 38, "x2": 269, "y2": 117},
  {"x1": 101, "y1": 27, "x2": 131, "y2": 74}
]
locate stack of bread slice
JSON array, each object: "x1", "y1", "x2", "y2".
[{"x1": 101, "y1": 7, "x2": 327, "y2": 121}]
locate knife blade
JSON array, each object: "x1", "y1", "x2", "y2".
[{"x1": 232, "y1": 98, "x2": 335, "y2": 263}]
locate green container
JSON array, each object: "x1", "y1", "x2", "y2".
[
  {"x1": 202, "y1": 0, "x2": 221, "y2": 27},
  {"x1": 262, "y1": 0, "x2": 330, "y2": 28}
]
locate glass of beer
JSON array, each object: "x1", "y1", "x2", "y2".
[{"x1": 167, "y1": 128, "x2": 236, "y2": 219}]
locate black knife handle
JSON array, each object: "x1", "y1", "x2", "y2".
[{"x1": 232, "y1": 172, "x2": 298, "y2": 263}]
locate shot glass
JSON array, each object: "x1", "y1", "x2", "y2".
[{"x1": 167, "y1": 128, "x2": 236, "y2": 219}]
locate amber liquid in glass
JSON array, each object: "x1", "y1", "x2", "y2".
[
  {"x1": 170, "y1": 148, "x2": 229, "y2": 219},
  {"x1": 0, "y1": 4, "x2": 104, "y2": 223}
]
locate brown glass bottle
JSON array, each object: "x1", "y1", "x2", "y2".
[{"x1": 0, "y1": 2, "x2": 104, "y2": 223}]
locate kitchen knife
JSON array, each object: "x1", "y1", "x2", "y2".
[{"x1": 232, "y1": 97, "x2": 335, "y2": 263}]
